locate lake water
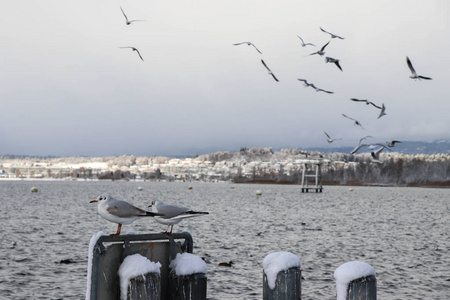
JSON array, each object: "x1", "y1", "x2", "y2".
[{"x1": 0, "y1": 180, "x2": 449, "y2": 299}]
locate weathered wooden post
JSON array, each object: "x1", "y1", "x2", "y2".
[
  {"x1": 118, "y1": 254, "x2": 161, "y2": 300},
  {"x1": 168, "y1": 253, "x2": 207, "y2": 300},
  {"x1": 262, "y1": 252, "x2": 301, "y2": 300},
  {"x1": 334, "y1": 261, "x2": 376, "y2": 300}
]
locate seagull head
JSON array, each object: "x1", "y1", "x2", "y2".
[{"x1": 90, "y1": 193, "x2": 111, "y2": 203}]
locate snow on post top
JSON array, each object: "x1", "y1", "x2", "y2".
[
  {"x1": 86, "y1": 231, "x2": 107, "y2": 300},
  {"x1": 334, "y1": 261, "x2": 376, "y2": 300},
  {"x1": 262, "y1": 252, "x2": 301, "y2": 290},
  {"x1": 118, "y1": 254, "x2": 162, "y2": 300},
  {"x1": 169, "y1": 253, "x2": 207, "y2": 276}
]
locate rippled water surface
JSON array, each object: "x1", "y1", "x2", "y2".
[{"x1": 1, "y1": 181, "x2": 449, "y2": 299}]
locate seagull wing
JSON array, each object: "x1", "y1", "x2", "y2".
[
  {"x1": 342, "y1": 114, "x2": 356, "y2": 122},
  {"x1": 320, "y1": 41, "x2": 330, "y2": 52},
  {"x1": 406, "y1": 56, "x2": 417, "y2": 76},
  {"x1": 261, "y1": 59, "x2": 271, "y2": 72},
  {"x1": 120, "y1": 7, "x2": 129, "y2": 23},
  {"x1": 350, "y1": 144, "x2": 367, "y2": 154},
  {"x1": 324, "y1": 131, "x2": 331, "y2": 139},
  {"x1": 350, "y1": 98, "x2": 367, "y2": 103},
  {"x1": 250, "y1": 43, "x2": 263, "y2": 54},
  {"x1": 270, "y1": 72, "x2": 279, "y2": 82},
  {"x1": 418, "y1": 75, "x2": 432, "y2": 80},
  {"x1": 134, "y1": 48, "x2": 144, "y2": 61},
  {"x1": 317, "y1": 88, "x2": 333, "y2": 94},
  {"x1": 334, "y1": 61, "x2": 343, "y2": 71},
  {"x1": 297, "y1": 78, "x2": 308, "y2": 84},
  {"x1": 368, "y1": 101, "x2": 382, "y2": 109},
  {"x1": 297, "y1": 35, "x2": 306, "y2": 46}
]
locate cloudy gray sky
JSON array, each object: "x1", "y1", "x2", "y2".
[{"x1": 1, "y1": 0, "x2": 449, "y2": 157}]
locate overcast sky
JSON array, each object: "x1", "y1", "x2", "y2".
[{"x1": 1, "y1": 0, "x2": 449, "y2": 157}]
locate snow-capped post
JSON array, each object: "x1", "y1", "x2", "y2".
[
  {"x1": 118, "y1": 254, "x2": 162, "y2": 300},
  {"x1": 168, "y1": 253, "x2": 207, "y2": 300},
  {"x1": 262, "y1": 252, "x2": 301, "y2": 300},
  {"x1": 334, "y1": 261, "x2": 376, "y2": 300}
]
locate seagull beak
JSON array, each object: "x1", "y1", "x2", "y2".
[{"x1": 90, "y1": 200, "x2": 98, "y2": 203}]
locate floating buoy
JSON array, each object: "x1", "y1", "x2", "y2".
[
  {"x1": 348, "y1": 188, "x2": 354, "y2": 192},
  {"x1": 137, "y1": 186, "x2": 143, "y2": 191},
  {"x1": 31, "y1": 187, "x2": 39, "y2": 193},
  {"x1": 188, "y1": 186, "x2": 193, "y2": 190},
  {"x1": 256, "y1": 190, "x2": 262, "y2": 196}
]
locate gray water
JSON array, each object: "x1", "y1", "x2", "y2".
[{"x1": 0, "y1": 181, "x2": 449, "y2": 299}]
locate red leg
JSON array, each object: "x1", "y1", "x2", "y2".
[{"x1": 111, "y1": 223, "x2": 122, "y2": 236}]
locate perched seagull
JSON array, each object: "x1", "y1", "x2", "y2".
[
  {"x1": 120, "y1": 7, "x2": 145, "y2": 25},
  {"x1": 350, "y1": 143, "x2": 392, "y2": 155},
  {"x1": 325, "y1": 56, "x2": 343, "y2": 71},
  {"x1": 233, "y1": 42, "x2": 262, "y2": 54},
  {"x1": 296, "y1": 35, "x2": 315, "y2": 47},
  {"x1": 406, "y1": 56, "x2": 432, "y2": 80},
  {"x1": 324, "y1": 131, "x2": 342, "y2": 143},
  {"x1": 359, "y1": 135, "x2": 374, "y2": 144},
  {"x1": 119, "y1": 47, "x2": 144, "y2": 61},
  {"x1": 149, "y1": 200, "x2": 209, "y2": 234},
  {"x1": 320, "y1": 27, "x2": 345, "y2": 39},
  {"x1": 261, "y1": 59, "x2": 279, "y2": 82},
  {"x1": 386, "y1": 140, "x2": 402, "y2": 147},
  {"x1": 342, "y1": 114, "x2": 364, "y2": 129},
  {"x1": 309, "y1": 41, "x2": 330, "y2": 56},
  {"x1": 90, "y1": 193, "x2": 161, "y2": 236}
]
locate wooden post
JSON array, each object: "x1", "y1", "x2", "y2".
[
  {"x1": 168, "y1": 273, "x2": 207, "y2": 300},
  {"x1": 263, "y1": 267, "x2": 301, "y2": 300},
  {"x1": 346, "y1": 275, "x2": 376, "y2": 300},
  {"x1": 128, "y1": 272, "x2": 161, "y2": 300}
]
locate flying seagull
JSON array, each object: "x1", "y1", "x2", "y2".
[
  {"x1": 320, "y1": 27, "x2": 345, "y2": 39},
  {"x1": 325, "y1": 56, "x2": 343, "y2": 71},
  {"x1": 233, "y1": 42, "x2": 262, "y2": 54},
  {"x1": 350, "y1": 98, "x2": 387, "y2": 119},
  {"x1": 350, "y1": 143, "x2": 392, "y2": 155},
  {"x1": 386, "y1": 140, "x2": 402, "y2": 147},
  {"x1": 297, "y1": 35, "x2": 315, "y2": 47},
  {"x1": 90, "y1": 193, "x2": 161, "y2": 236},
  {"x1": 406, "y1": 56, "x2": 432, "y2": 80},
  {"x1": 149, "y1": 200, "x2": 209, "y2": 234},
  {"x1": 324, "y1": 131, "x2": 342, "y2": 143},
  {"x1": 261, "y1": 59, "x2": 279, "y2": 82},
  {"x1": 342, "y1": 114, "x2": 364, "y2": 129},
  {"x1": 119, "y1": 47, "x2": 144, "y2": 61},
  {"x1": 370, "y1": 147, "x2": 388, "y2": 164},
  {"x1": 120, "y1": 7, "x2": 145, "y2": 25},
  {"x1": 309, "y1": 41, "x2": 330, "y2": 56}
]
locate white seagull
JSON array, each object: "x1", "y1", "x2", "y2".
[
  {"x1": 261, "y1": 59, "x2": 279, "y2": 82},
  {"x1": 324, "y1": 131, "x2": 342, "y2": 143},
  {"x1": 325, "y1": 56, "x2": 343, "y2": 71},
  {"x1": 350, "y1": 143, "x2": 392, "y2": 155},
  {"x1": 342, "y1": 114, "x2": 364, "y2": 129},
  {"x1": 233, "y1": 42, "x2": 262, "y2": 54},
  {"x1": 350, "y1": 98, "x2": 386, "y2": 119},
  {"x1": 90, "y1": 193, "x2": 161, "y2": 236},
  {"x1": 406, "y1": 56, "x2": 432, "y2": 80},
  {"x1": 377, "y1": 103, "x2": 387, "y2": 119},
  {"x1": 386, "y1": 140, "x2": 402, "y2": 148},
  {"x1": 119, "y1": 47, "x2": 144, "y2": 61},
  {"x1": 120, "y1": 7, "x2": 145, "y2": 25},
  {"x1": 309, "y1": 41, "x2": 330, "y2": 56},
  {"x1": 149, "y1": 200, "x2": 209, "y2": 234},
  {"x1": 297, "y1": 35, "x2": 315, "y2": 47},
  {"x1": 320, "y1": 27, "x2": 345, "y2": 39}
]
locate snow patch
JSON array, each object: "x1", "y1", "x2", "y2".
[
  {"x1": 169, "y1": 253, "x2": 207, "y2": 276},
  {"x1": 118, "y1": 254, "x2": 162, "y2": 300},
  {"x1": 262, "y1": 252, "x2": 301, "y2": 290},
  {"x1": 85, "y1": 231, "x2": 107, "y2": 300},
  {"x1": 334, "y1": 261, "x2": 376, "y2": 300}
]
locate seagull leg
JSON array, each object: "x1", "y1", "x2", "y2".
[{"x1": 111, "y1": 223, "x2": 122, "y2": 236}]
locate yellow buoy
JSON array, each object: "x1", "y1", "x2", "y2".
[
  {"x1": 31, "y1": 187, "x2": 39, "y2": 193},
  {"x1": 256, "y1": 190, "x2": 262, "y2": 196}
]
